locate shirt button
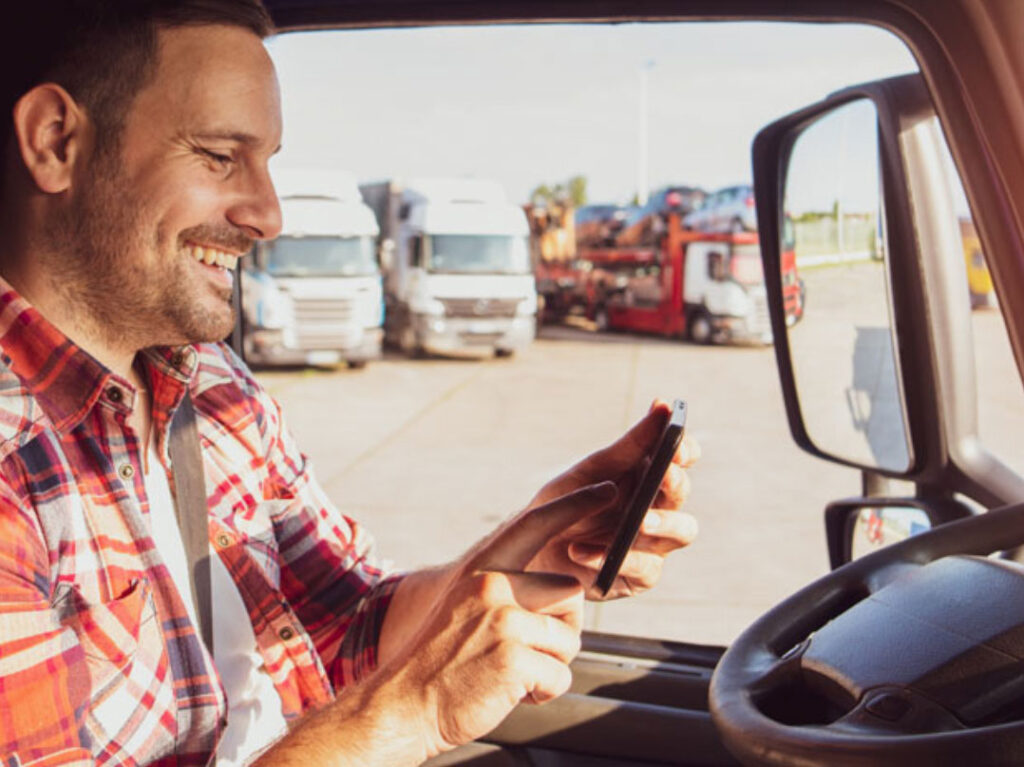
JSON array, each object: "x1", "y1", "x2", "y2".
[
  {"x1": 278, "y1": 626, "x2": 295, "y2": 641},
  {"x1": 215, "y1": 534, "x2": 232, "y2": 548},
  {"x1": 118, "y1": 463, "x2": 135, "y2": 480},
  {"x1": 107, "y1": 386, "x2": 123, "y2": 403},
  {"x1": 172, "y1": 351, "x2": 186, "y2": 367}
]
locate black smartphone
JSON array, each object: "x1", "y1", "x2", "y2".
[{"x1": 594, "y1": 399, "x2": 687, "y2": 595}]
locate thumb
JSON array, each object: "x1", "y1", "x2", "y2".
[
  {"x1": 584, "y1": 401, "x2": 671, "y2": 478},
  {"x1": 473, "y1": 482, "x2": 618, "y2": 572}
]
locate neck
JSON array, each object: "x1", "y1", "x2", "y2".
[
  {"x1": 2, "y1": 260, "x2": 140, "y2": 383},
  {"x1": 0, "y1": 195, "x2": 151, "y2": 385}
]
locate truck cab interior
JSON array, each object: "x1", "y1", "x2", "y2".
[{"x1": 255, "y1": 1, "x2": 1024, "y2": 765}]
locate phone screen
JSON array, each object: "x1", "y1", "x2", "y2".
[{"x1": 594, "y1": 400, "x2": 687, "y2": 595}]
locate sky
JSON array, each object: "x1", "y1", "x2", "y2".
[{"x1": 266, "y1": 22, "x2": 918, "y2": 206}]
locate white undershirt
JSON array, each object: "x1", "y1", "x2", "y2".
[{"x1": 144, "y1": 442, "x2": 288, "y2": 765}]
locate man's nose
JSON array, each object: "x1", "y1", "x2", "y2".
[{"x1": 227, "y1": 167, "x2": 283, "y2": 241}]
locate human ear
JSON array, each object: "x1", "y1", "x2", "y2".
[{"x1": 11, "y1": 83, "x2": 87, "y2": 195}]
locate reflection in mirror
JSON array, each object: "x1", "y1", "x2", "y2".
[
  {"x1": 783, "y1": 99, "x2": 912, "y2": 471},
  {"x1": 850, "y1": 506, "x2": 931, "y2": 560}
]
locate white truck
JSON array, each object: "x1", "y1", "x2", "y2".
[
  {"x1": 359, "y1": 178, "x2": 537, "y2": 358},
  {"x1": 241, "y1": 171, "x2": 384, "y2": 368}
]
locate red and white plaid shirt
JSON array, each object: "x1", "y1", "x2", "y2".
[{"x1": 0, "y1": 281, "x2": 400, "y2": 765}]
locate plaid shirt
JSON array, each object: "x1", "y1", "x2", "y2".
[{"x1": 0, "y1": 282, "x2": 400, "y2": 765}]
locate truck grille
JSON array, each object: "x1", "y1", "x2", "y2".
[
  {"x1": 440, "y1": 297, "x2": 520, "y2": 319},
  {"x1": 292, "y1": 297, "x2": 357, "y2": 349}
]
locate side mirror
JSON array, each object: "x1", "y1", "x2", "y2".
[
  {"x1": 824, "y1": 497, "x2": 973, "y2": 569},
  {"x1": 410, "y1": 236, "x2": 424, "y2": 268},
  {"x1": 752, "y1": 73, "x2": 953, "y2": 481}
]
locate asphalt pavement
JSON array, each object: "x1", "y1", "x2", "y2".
[{"x1": 255, "y1": 295, "x2": 1024, "y2": 647}]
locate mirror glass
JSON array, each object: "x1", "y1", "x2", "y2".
[
  {"x1": 850, "y1": 505, "x2": 932, "y2": 560},
  {"x1": 783, "y1": 98, "x2": 912, "y2": 471}
]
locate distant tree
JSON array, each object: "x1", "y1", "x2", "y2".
[
  {"x1": 568, "y1": 175, "x2": 588, "y2": 207},
  {"x1": 530, "y1": 175, "x2": 588, "y2": 207},
  {"x1": 530, "y1": 183, "x2": 554, "y2": 205}
]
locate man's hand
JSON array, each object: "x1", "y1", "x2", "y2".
[
  {"x1": 526, "y1": 400, "x2": 700, "y2": 600},
  {"x1": 364, "y1": 481, "x2": 618, "y2": 762}
]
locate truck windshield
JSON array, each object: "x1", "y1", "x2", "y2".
[
  {"x1": 428, "y1": 234, "x2": 531, "y2": 275},
  {"x1": 730, "y1": 244, "x2": 765, "y2": 286},
  {"x1": 265, "y1": 236, "x2": 378, "y2": 277}
]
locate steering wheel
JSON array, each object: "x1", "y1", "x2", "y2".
[{"x1": 709, "y1": 500, "x2": 1024, "y2": 766}]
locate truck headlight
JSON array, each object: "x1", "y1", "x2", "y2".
[{"x1": 257, "y1": 289, "x2": 296, "y2": 329}]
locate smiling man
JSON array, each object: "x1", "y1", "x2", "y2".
[{"x1": 0, "y1": 2, "x2": 698, "y2": 765}]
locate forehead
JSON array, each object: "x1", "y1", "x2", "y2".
[{"x1": 124, "y1": 24, "x2": 282, "y2": 149}]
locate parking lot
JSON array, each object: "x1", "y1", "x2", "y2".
[{"x1": 254, "y1": 282, "x2": 1024, "y2": 647}]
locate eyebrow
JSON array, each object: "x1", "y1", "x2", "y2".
[{"x1": 194, "y1": 131, "x2": 283, "y2": 155}]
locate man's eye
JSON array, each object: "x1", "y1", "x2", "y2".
[{"x1": 199, "y1": 149, "x2": 234, "y2": 167}]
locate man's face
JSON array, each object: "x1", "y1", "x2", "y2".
[{"x1": 60, "y1": 24, "x2": 283, "y2": 348}]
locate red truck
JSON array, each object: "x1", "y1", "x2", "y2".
[{"x1": 578, "y1": 213, "x2": 804, "y2": 344}]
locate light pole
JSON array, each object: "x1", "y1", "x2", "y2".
[{"x1": 637, "y1": 59, "x2": 656, "y2": 207}]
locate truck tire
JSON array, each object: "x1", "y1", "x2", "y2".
[
  {"x1": 495, "y1": 348, "x2": 515, "y2": 359},
  {"x1": 346, "y1": 359, "x2": 367, "y2": 370},
  {"x1": 688, "y1": 310, "x2": 714, "y2": 345}
]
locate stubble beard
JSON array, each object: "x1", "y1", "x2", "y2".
[{"x1": 48, "y1": 155, "x2": 240, "y2": 353}]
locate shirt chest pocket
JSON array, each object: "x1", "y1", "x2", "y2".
[
  {"x1": 53, "y1": 579, "x2": 176, "y2": 752},
  {"x1": 218, "y1": 498, "x2": 292, "y2": 592}
]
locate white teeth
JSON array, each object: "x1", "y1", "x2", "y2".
[{"x1": 188, "y1": 244, "x2": 237, "y2": 270}]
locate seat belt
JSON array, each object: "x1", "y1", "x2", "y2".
[{"x1": 168, "y1": 391, "x2": 214, "y2": 655}]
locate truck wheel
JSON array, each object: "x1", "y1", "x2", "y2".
[
  {"x1": 346, "y1": 359, "x2": 367, "y2": 370},
  {"x1": 688, "y1": 310, "x2": 714, "y2": 345},
  {"x1": 495, "y1": 348, "x2": 515, "y2": 359}
]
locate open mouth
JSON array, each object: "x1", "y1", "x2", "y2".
[{"x1": 185, "y1": 242, "x2": 241, "y2": 271}]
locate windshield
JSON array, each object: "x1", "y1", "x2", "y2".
[
  {"x1": 730, "y1": 245, "x2": 765, "y2": 286},
  {"x1": 265, "y1": 235, "x2": 378, "y2": 277},
  {"x1": 427, "y1": 234, "x2": 531, "y2": 274}
]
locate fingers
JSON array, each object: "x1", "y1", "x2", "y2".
[
  {"x1": 566, "y1": 545, "x2": 669, "y2": 593},
  {"x1": 656, "y1": 463, "x2": 691, "y2": 509},
  {"x1": 521, "y1": 649, "x2": 575, "y2": 704},
  {"x1": 503, "y1": 570, "x2": 585, "y2": 632},
  {"x1": 675, "y1": 434, "x2": 701, "y2": 468},
  {"x1": 473, "y1": 482, "x2": 618, "y2": 572},
  {"x1": 569, "y1": 509, "x2": 698, "y2": 557},
  {"x1": 495, "y1": 602, "x2": 582, "y2": 665},
  {"x1": 638, "y1": 509, "x2": 699, "y2": 553},
  {"x1": 584, "y1": 403, "x2": 672, "y2": 479},
  {"x1": 465, "y1": 571, "x2": 584, "y2": 659}
]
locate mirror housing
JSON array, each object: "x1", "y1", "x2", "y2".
[
  {"x1": 753, "y1": 73, "x2": 948, "y2": 482},
  {"x1": 409, "y1": 235, "x2": 424, "y2": 268}
]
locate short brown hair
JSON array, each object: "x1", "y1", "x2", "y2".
[{"x1": 0, "y1": 1, "x2": 275, "y2": 156}]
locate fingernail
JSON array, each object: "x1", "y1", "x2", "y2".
[{"x1": 642, "y1": 511, "x2": 661, "y2": 532}]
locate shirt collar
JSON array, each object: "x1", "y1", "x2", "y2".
[{"x1": 0, "y1": 277, "x2": 198, "y2": 436}]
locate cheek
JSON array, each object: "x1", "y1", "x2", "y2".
[{"x1": 144, "y1": 174, "x2": 227, "y2": 246}]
